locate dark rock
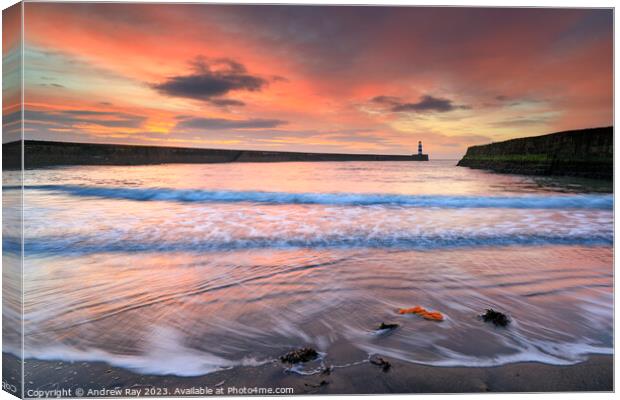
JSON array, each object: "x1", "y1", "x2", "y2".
[
  {"x1": 377, "y1": 322, "x2": 399, "y2": 331},
  {"x1": 457, "y1": 126, "x2": 613, "y2": 180},
  {"x1": 304, "y1": 380, "x2": 329, "y2": 388},
  {"x1": 481, "y1": 309, "x2": 510, "y2": 327},
  {"x1": 369, "y1": 356, "x2": 391, "y2": 372},
  {"x1": 279, "y1": 347, "x2": 319, "y2": 364}
]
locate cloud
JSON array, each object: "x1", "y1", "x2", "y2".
[
  {"x1": 25, "y1": 109, "x2": 146, "y2": 129},
  {"x1": 372, "y1": 95, "x2": 470, "y2": 113},
  {"x1": 495, "y1": 95, "x2": 540, "y2": 105},
  {"x1": 489, "y1": 116, "x2": 552, "y2": 127},
  {"x1": 371, "y1": 96, "x2": 402, "y2": 106},
  {"x1": 208, "y1": 98, "x2": 246, "y2": 107},
  {"x1": 39, "y1": 82, "x2": 65, "y2": 88},
  {"x1": 176, "y1": 117, "x2": 288, "y2": 130},
  {"x1": 152, "y1": 57, "x2": 267, "y2": 106}
]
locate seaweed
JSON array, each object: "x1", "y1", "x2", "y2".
[
  {"x1": 369, "y1": 356, "x2": 391, "y2": 372},
  {"x1": 377, "y1": 322, "x2": 399, "y2": 331},
  {"x1": 481, "y1": 309, "x2": 510, "y2": 327},
  {"x1": 321, "y1": 366, "x2": 332, "y2": 376},
  {"x1": 279, "y1": 347, "x2": 319, "y2": 364},
  {"x1": 397, "y1": 306, "x2": 444, "y2": 321},
  {"x1": 304, "y1": 380, "x2": 329, "y2": 388}
]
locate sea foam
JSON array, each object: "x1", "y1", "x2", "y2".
[{"x1": 13, "y1": 185, "x2": 614, "y2": 209}]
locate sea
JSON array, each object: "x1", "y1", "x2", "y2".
[{"x1": 2, "y1": 160, "x2": 614, "y2": 376}]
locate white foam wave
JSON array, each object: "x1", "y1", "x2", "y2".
[
  {"x1": 16, "y1": 327, "x2": 274, "y2": 377},
  {"x1": 19, "y1": 185, "x2": 614, "y2": 209}
]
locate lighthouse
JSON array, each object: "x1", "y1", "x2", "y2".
[{"x1": 412, "y1": 140, "x2": 429, "y2": 161}]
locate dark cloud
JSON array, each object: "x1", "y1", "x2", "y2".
[
  {"x1": 271, "y1": 75, "x2": 289, "y2": 83},
  {"x1": 39, "y1": 83, "x2": 65, "y2": 88},
  {"x1": 489, "y1": 116, "x2": 551, "y2": 127},
  {"x1": 482, "y1": 95, "x2": 543, "y2": 109},
  {"x1": 208, "y1": 98, "x2": 246, "y2": 107},
  {"x1": 2, "y1": 111, "x2": 22, "y2": 143},
  {"x1": 25, "y1": 109, "x2": 146, "y2": 128},
  {"x1": 3, "y1": 110, "x2": 22, "y2": 127},
  {"x1": 210, "y1": 7, "x2": 598, "y2": 81},
  {"x1": 152, "y1": 57, "x2": 267, "y2": 106},
  {"x1": 371, "y1": 96, "x2": 402, "y2": 106},
  {"x1": 176, "y1": 117, "x2": 288, "y2": 130},
  {"x1": 372, "y1": 95, "x2": 470, "y2": 113}
]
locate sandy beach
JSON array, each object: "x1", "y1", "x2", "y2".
[{"x1": 11, "y1": 354, "x2": 612, "y2": 396}]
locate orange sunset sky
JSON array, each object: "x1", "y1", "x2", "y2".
[{"x1": 4, "y1": 3, "x2": 614, "y2": 158}]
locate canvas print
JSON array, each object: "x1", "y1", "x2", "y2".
[{"x1": 1, "y1": 2, "x2": 614, "y2": 397}]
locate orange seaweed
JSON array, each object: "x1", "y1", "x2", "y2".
[
  {"x1": 397, "y1": 306, "x2": 425, "y2": 314},
  {"x1": 396, "y1": 306, "x2": 444, "y2": 321},
  {"x1": 420, "y1": 311, "x2": 444, "y2": 321}
]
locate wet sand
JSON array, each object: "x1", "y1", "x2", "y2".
[{"x1": 11, "y1": 354, "x2": 612, "y2": 396}]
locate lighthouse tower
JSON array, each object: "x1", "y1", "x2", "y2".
[{"x1": 412, "y1": 140, "x2": 429, "y2": 161}]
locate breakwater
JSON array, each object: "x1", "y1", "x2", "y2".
[
  {"x1": 457, "y1": 126, "x2": 613, "y2": 180},
  {"x1": 2, "y1": 140, "x2": 426, "y2": 169}
]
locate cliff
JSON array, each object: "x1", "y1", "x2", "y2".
[
  {"x1": 457, "y1": 126, "x2": 613, "y2": 180},
  {"x1": 2, "y1": 140, "x2": 426, "y2": 169}
]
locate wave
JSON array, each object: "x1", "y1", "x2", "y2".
[
  {"x1": 5, "y1": 329, "x2": 613, "y2": 376},
  {"x1": 6, "y1": 233, "x2": 612, "y2": 256},
  {"x1": 357, "y1": 341, "x2": 613, "y2": 369},
  {"x1": 12, "y1": 184, "x2": 614, "y2": 209},
  {"x1": 7, "y1": 327, "x2": 273, "y2": 377}
]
